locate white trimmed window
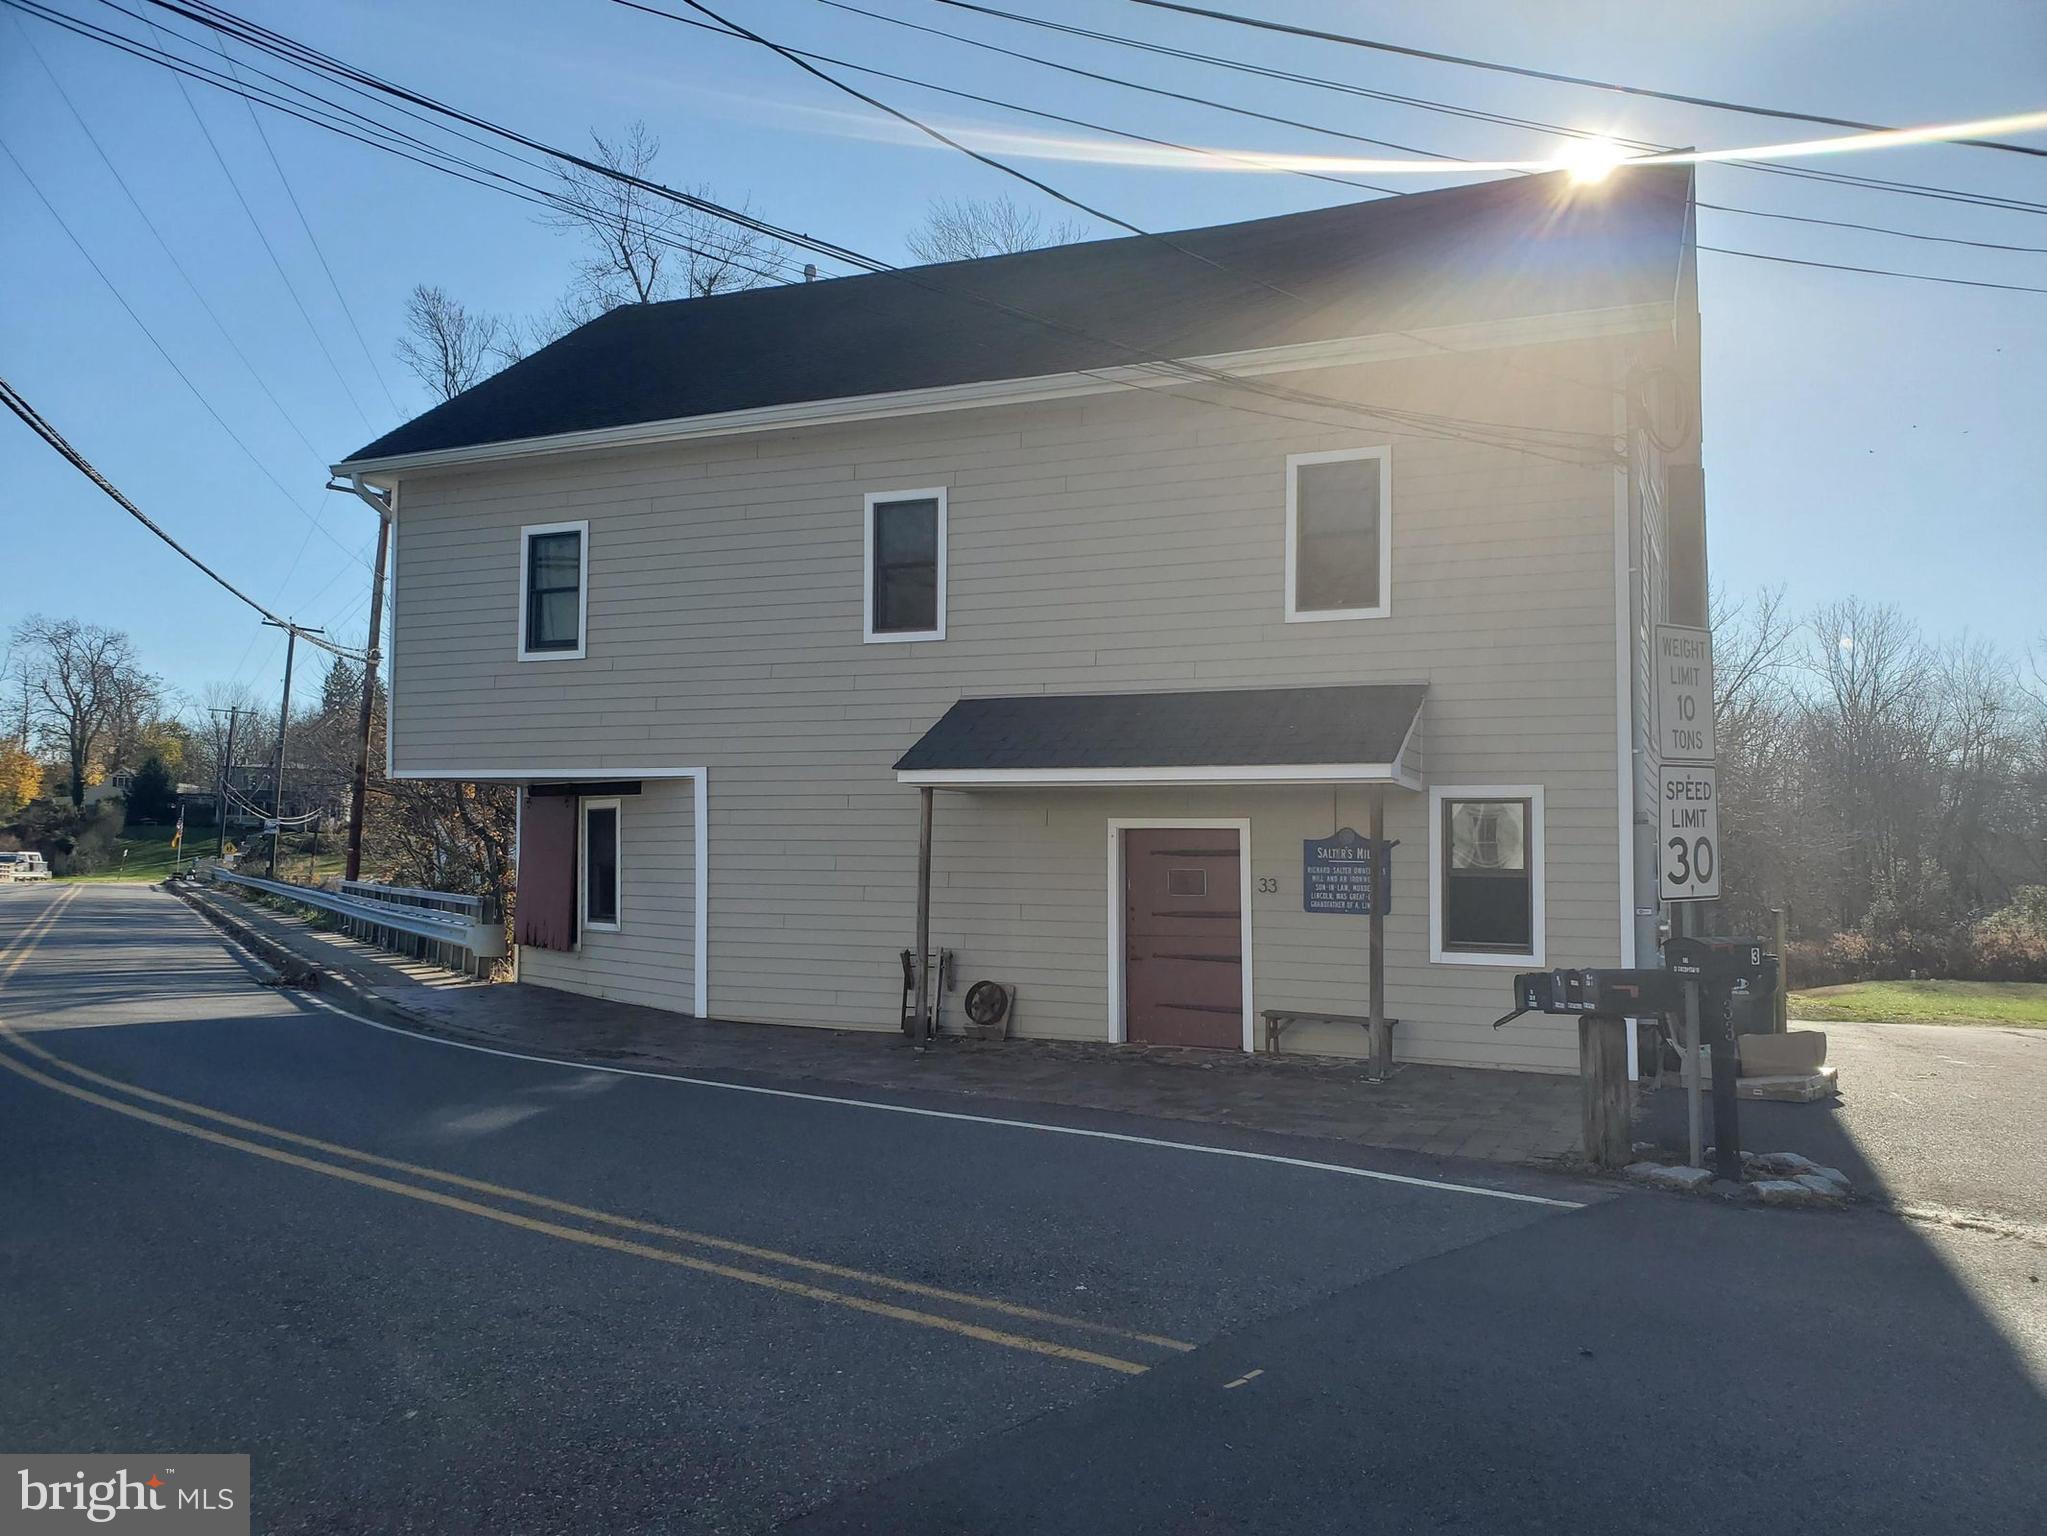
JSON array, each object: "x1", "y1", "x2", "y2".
[
  {"x1": 863, "y1": 489, "x2": 946, "y2": 642},
  {"x1": 1430, "y1": 785, "x2": 1544, "y2": 966},
  {"x1": 580, "y1": 796, "x2": 621, "y2": 933},
  {"x1": 1285, "y1": 447, "x2": 1390, "y2": 622},
  {"x1": 518, "y1": 519, "x2": 588, "y2": 661}
]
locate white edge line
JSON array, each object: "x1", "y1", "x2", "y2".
[{"x1": 290, "y1": 994, "x2": 1585, "y2": 1211}]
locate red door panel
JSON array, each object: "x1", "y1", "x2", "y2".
[
  {"x1": 1124, "y1": 828, "x2": 1243, "y2": 1049},
  {"x1": 516, "y1": 792, "x2": 577, "y2": 951}
]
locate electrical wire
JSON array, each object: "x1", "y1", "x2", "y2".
[
  {"x1": 201, "y1": 27, "x2": 406, "y2": 418},
  {"x1": 647, "y1": 0, "x2": 1331, "y2": 315},
  {"x1": 101, "y1": 0, "x2": 1618, "y2": 461},
  {"x1": 9, "y1": 0, "x2": 831, "y2": 288},
  {"x1": 1116, "y1": 0, "x2": 2047, "y2": 158},
  {"x1": 9, "y1": 14, "x2": 336, "y2": 464},
  {"x1": 142, "y1": 16, "x2": 381, "y2": 429},
  {"x1": 0, "y1": 373, "x2": 368, "y2": 662},
  {"x1": 0, "y1": 135, "x2": 373, "y2": 571},
  {"x1": 931, "y1": 0, "x2": 2047, "y2": 219},
  {"x1": 1693, "y1": 245, "x2": 2047, "y2": 294},
  {"x1": 611, "y1": 0, "x2": 1622, "y2": 436}
]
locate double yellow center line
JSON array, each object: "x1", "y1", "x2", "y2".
[{"x1": 0, "y1": 887, "x2": 1189, "y2": 1375}]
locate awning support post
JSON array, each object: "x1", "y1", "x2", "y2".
[
  {"x1": 1368, "y1": 786, "x2": 1390, "y2": 1080},
  {"x1": 913, "y1": 785, "x2": 934, "y2": 1049}
]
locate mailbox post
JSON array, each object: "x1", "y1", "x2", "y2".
[
  {"x1": 1497, "y1": 939, "x2": 1775, "y2": 1176},
  {"x1": 1664, "y1": 936, "x2": 1777, "y2": 1181}
]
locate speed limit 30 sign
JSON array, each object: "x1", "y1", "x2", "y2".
[{"x1": 1659, "y1": 764, "x2": 1720, "y2": 901}]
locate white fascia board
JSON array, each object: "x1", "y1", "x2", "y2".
[
  {"x1": 897, "y1": 763, "x2": 1420, "y2": 789},
  {"x1": 332, "y1": 303, "x2": 1669, "y2": 478},
  {"x1": 390, "y1": 766, "x2": 705, "y2": 782}
]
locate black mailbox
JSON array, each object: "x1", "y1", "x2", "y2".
[
  {"x1": 1662, "y1": 935, "x2": 1777, "y2": 992},
  {"x1": 1502, "y1": 967, "x2": 1682, "y2": 1024}
]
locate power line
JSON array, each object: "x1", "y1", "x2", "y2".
[
  {"x1": 11, "y1": 0, "x2": 828, "y2": 289},
  {"x1": 639, "y1": 0, "x2": 1328, "y2": 315},
  {"x1": 671, "y1": 0, "x2": 2046, "y2": 321},
  {"x1": 1694, "y1": 200, "x2": 2047, "y2": 256},
  {"x1": 614, "y1": 0, "x2": 1402, "y2": 196},
  {"x1": 931, "y1": 0, "x2": 2047, "y2": 218},
  {"x1": 0, "y1": 373, "x2": 368, "y2": 662},
  {"x1": 9, "y1": 15, "x2": 337, "y2": 464},
  {"x1": 142, "y1": 15, "x2": 381, "y2": 428},
  {"x1": 1693, "y1": 245, "x2": 2047, "y2": 294},
  {"x1": 612, "y1": 0, "x2": 1620, "y2": 438},
  {"x1": 871, "y1": 0, "x2": 2047, "y2": 288},
  {"x1": 104, "y1": 0, "x2": 1617, "y2": 460},
  {"x1": 202, "y1": 28, "x2": 406, "y2": 418},
  {"x1": 1117, "y1": 0, "x2": 2047, "y2": 158},
  {"x1": 0, "y1": 135, "x2": 374, "y2": 570}
]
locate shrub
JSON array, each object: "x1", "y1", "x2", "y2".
[
  {"x1": 1970, "y1": 888, "x2": 2047, "y2": 982},
  {"x1": 1785, "y1": 888, "x2": 2047, "y2": 987}
]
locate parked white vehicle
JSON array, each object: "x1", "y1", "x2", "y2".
[{"x1": 0, "y1": 851, "x2": 52, "y2": 882}]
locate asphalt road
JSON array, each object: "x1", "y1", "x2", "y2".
[
  {"x1": 1642, "y1": 1017, "x2": 2047, "y2": 1227},
  {"x1": 2, "y1": 883, "x2": 2042, "y2": 1534}
]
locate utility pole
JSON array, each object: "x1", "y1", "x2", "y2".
[
  {"x1": 208, "y1": 705, "x2": 243, "y2": 858},
  {"x1": 344, "y1": 486, "x2": 390, "y2": 881},
  {"x1": 262, "y1": 620, "x2": 320, "y2": 880}
]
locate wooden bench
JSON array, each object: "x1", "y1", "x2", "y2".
[{"x1": 1261, "y1": 1009, "x2": 1399, "y2": 1076}]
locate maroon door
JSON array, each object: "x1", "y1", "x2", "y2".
[{"x1": 1124, "y1": 828, "x2": 1244, "y2": 1049}]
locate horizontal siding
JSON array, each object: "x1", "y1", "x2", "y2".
[
  {"x1": 517, "y1": 779, "x2": 696, "y2": 1014},
  {"x1": 390, "y1": 340, "x2": 1641, "y2": 1071}
]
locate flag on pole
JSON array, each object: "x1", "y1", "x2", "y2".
[{"x1": 171, "y1": 803, "x2": 185, "y2": 856}]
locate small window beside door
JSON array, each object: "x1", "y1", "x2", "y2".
[
  {"x1": 1430, "y1": 786, "x2": 1544, "y2": 966},
  {"x1": 1285, "y1": 448, "x2": 1390, "y2": 622},
  {"x1": 519, "y1": 519, "x2": 588, "y2": 661},
  {"x1": 864, "y1": 489, "x2": 946, "y2": 642},
  {"x1": 581, "y1": 797, "x2": 620, "y2": 933}
]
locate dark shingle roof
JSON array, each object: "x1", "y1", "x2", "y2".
[
  {"x1": 345, "y1": 167, "x2": 1690, "y2": 465},
  {"x1": 894, "y1": 684, "x2": 1426, "y2": 773}
]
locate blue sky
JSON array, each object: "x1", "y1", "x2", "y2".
[{"x1": 3, "y1": 0, "x2": 2043, "y2": 704}]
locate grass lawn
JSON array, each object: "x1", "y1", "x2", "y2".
[
  {"x1": 62, "y1": 824, "x2": 346, "y2": 884},
  {"x1": 1789, "y1": 979, "x2": 2047, "y2": 1029},
  {"x1": 62, "y1": 824, "x2": 195, "y2": 882}
]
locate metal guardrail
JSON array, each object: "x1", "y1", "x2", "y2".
[
  {"x1": 203, "y1": 867, "x2": 505, "y2": 977},
  {"x1": 337, "y1": 879, "x2": 489, "y2": 919}
]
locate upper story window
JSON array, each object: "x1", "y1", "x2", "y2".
[
  {"x1": 519, "y1": 519, "x2": 588, "y2": 661},
  {"x1": 864, "y1": 489, "x2": 947, "y2": 643},
  {"x1": 1430, "y1": 785, "x2": 1545, "y2": 967},
  {"x1": 1285, "y1": 447, "x2": 1390, "y2": 622}
]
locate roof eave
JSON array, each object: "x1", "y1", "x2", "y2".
[{"x1": 331, "y1": 301, "x2": 1670, "y2": 479}]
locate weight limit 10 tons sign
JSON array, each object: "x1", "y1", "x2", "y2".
[{"x1": 1655, "y1": 624, "x2": 1719, "y2": 901}]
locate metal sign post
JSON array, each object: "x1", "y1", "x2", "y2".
[{"x1": 1681, "y1": 978, "x2": 1704, "y2": 1169}]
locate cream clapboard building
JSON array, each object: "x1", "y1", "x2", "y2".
[{"x1": 337, "y1": 167, "x2": 1704, "y2": 1075}]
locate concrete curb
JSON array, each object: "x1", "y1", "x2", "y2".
[
  {"x1": 168, "y1": 881, "x2": 321, "y2": 988},
  {"x1": 165, "y1": 880, "x2": 515, "y2": 1045}
]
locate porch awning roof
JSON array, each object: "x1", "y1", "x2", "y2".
[{"x1": 893, "y1": 684, "x2": 1425, "y2": 789}]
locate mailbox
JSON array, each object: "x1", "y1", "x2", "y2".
[
  {"x1": 1662, "y1": 935, "x2": 1777, "y2": 993},
  {"x1": 1507, "y1": 968, "x2": 1682, "y2": 1021}
]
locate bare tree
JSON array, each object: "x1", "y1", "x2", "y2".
[
  {"x1": 9, "y1": 616, "x2": 161, "y2": 807},
  {"x1": 395, "y1": 284, "x2": 522, "y2": 404},
  {"x1": 907, "y1": 194, "x2": 1090, "y2": 263},
  {"x1": 541, "y1": 121, "x2": 787, "y2": 323}
]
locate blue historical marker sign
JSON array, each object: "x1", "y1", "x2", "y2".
[{"x1": 1302, "y1": 827, "x2": 1393, "y2": 915}]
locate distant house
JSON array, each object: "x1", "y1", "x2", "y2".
[
  {"x1": 333, "y1": 167, "x2": 1706, "y2": 1074},
  {"x1": 81, "y1": 768, "x2": 136, "y2": 809},
  {"x1": 85, "y1": 767, "x2": 212, "y2": 818}
]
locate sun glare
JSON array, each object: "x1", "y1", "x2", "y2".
[{"x1": 1556, "y1": 137, "x2": 1629, "y2": 184}]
